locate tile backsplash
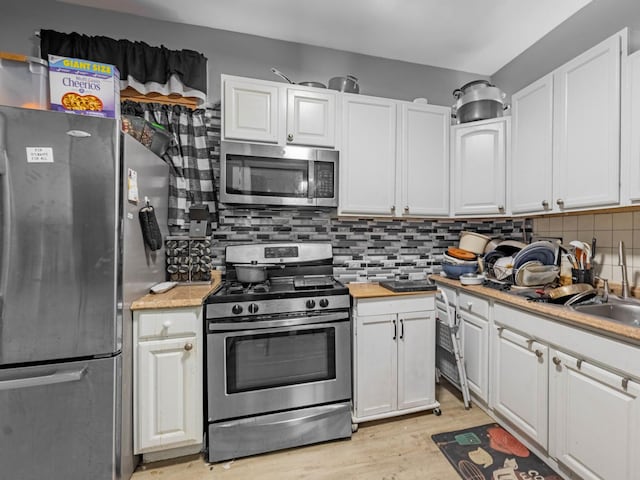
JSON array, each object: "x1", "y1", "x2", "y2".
[
  {"x1": 533, "y1": 211, "x2": 640, "y2": 288},
  {"x1": 210, "y1": 204, "x2": 531, "y2": 283}
]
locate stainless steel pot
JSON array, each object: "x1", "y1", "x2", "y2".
[
  {"x1": 452, "y1": 80, "x2": 507, "y2": 123},
  {"x1": 328, "y1": 75, "x2": 359, "y2": 93},
  {"x1": 234, "y1": 263, "x2": 284, "y2": 283},
  {"x1": 271, "y1": 67, "x2": 326, "y2": 88}
]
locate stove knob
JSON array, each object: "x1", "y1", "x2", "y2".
[
  {"x1": 232, "y1": 304, "x2": 243, "y2": 315},
  {"x1": 319, "y1": 298, "x2": 329, "y2": 308},
  {"x1": 248, "y1": 303, "x2": 259, "y2": 314},
  {"x1": 306, "y1": 299, "x2": 316, "y2": 309}
]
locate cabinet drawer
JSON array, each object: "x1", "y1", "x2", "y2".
[
  {"x1": 458, "y1": 292, "x2": 489, "y2": 319},
  {"x1": 136, "y1": 308, "x2": 201, "y2": 339},
  {"x1": 355, "y1": 295, "x2": 434, "y2": 316}
]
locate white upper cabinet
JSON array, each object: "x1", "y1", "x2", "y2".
[
  {"x1": 223, "y1": 78, "x2": 280, "y2": 143},
  {"x1": 398, "y1": 103, "x2": 450, "y2": 216},
  {"x1": 510, "y1": 73, "x2": 554, "y2": 214},
  {"x1": 451, "y1": 117, "x2": 509, "y2": 216},
  {"x1": 510, "y1": 30, "x2": 625, "y2": 215},
  {"x1": 222, "y1": 75, "x2": 337, "y2": 147},
  {"x1": 339, "y1": 97, "x2": 451, "y2": 217},
  {"x1": 625, "y1": 50, "x2": 640, "y2": 202},
  {"x1": 286, "y1": 88, "x2": 336, "y2": 147},
  {"x1": 553, "y1": 32, "x2": 622, "y2": 210},
  {"x1": 339, "y1": 94, "x2": 397, "y2": 216}
]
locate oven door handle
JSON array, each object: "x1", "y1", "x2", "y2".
[{"x1": 208, "y1": 311, "x2": 349, "y2": 332}]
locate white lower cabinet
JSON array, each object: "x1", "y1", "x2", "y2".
[
  {"x1": 134, "y1": 307, "x2": 203, "y2": 456},
  {"x1": 459, "y1": 309, "x2": 489, "y2": 402},
  {"x1": 492, "y1": 302, "x2": 640, "y2": 480},
  {"x1": 491, "y1": 324, "x2": 548, "y2": 450},
  {"x1": 352, "y1": 295, "x2": 438, "y2": 423},
  {"x1": 549, "y1": 349, "x2": 640, "y2": 480}
]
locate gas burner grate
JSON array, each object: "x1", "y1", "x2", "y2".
[{"x1": 224, "y1": 280, "x2": 272, "y2": 295}]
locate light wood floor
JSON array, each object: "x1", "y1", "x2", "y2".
[{"x1": 132, "y1": 383, "x2": 492, "y2": 480}]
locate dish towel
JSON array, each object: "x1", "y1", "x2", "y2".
[{"x1": 139, "y1": 204, "x2": 163, "y2": 251}]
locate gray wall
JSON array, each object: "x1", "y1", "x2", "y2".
[
  {"x1": 1, "y1": 0, "x2": 486, "y2": 107},
  {"x1": 492, "y1": 0, "x2": 640, "y2": 96}
]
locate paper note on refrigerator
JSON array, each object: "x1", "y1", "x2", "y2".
[{"x1": 127, "y1": 168, "x2": 139, "y2": 203}]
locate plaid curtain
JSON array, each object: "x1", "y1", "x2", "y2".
[{"x1": 121, "y1": 101, "x2": 216, "y2": 232}]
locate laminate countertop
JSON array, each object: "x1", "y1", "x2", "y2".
[
  {"x1": 131, "y1": 270, "x2": 222, "y2": 310},
  {"x1": 348, "y1": 282, "x2": 437, "y2": 299},
  {"x1": 431, "y1": 275, "x2": 640, "y2": 345}
]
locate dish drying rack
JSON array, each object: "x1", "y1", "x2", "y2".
[{"x1": 435, "y1": 289, "x2": 471, "y2": 409}]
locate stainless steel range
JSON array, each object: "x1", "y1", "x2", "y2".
[{"x1": 205, "y1": 243, "x2": 352, "y2": 462}]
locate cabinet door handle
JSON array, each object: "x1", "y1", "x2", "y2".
[
  {"x1": 466, "y1": 301, "x2": 473, "y2": 309},
  {"x1": 163, "y1": 320, "x2": 172, "y2": 328},
  {"x1": 392, "y1": 319, "x2": 397, "y2": 340},
  {"x1": 390, "y1": 205, "x2": 396, "y2": 213},
  {"x1": 184, "y1": 342, "x2": 194, "y2": 351},
  {"x1": 400, "y1": 319, "x2": 404, "y2": 339},
  {"x1": 403, "y1": 206, "x2": 409, "y2": 214},
  {"x1": 576, "y1": 358, "x2": 583, "y2": 370},
  {"x1": 622, "y1": 377, "x2": 630, "y2": 390},
  {"x1": 497, "y1": 326, "x2": 504, "y2": 335},
  {"x1": 287, "y1": 133, "x2": 293, "y2": 142},
  {"x1": 557, "y1": 198, "x2": 565, "y2": 207},
  {"x1": 552, "y1": 356, "x2": 561, "y2": 366},
  {"x1": 541, "y1": 200, "x2": 549, "y2": 209},
  {"x1": 498, "y1": 205, "x2": 505, "y2": 213},
  {"x1": 535, "y1": 349, "x2": 543, "y2": 359}
]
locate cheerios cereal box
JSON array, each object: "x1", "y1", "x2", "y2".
[{"x1": 48, "y1": 55, "x2": 120, "y2": 118}]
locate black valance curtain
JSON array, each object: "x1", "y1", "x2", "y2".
[{"x1": 40, "y1": 29, "x2": 207, "y2": 103}]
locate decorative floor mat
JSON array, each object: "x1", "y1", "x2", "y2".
[{"x1": 432, "y1": 423, "x2": 561, "y2": 480}]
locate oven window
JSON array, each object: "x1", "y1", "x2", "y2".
[
  {"x1": 226, "y1": 327, "x2": 336, "y2": 393},
  {"x1": 226, "y1": 155, "x2": 309, "y2": 198}
]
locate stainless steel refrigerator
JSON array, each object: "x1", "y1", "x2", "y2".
[{"x1": 0, "y1": 106, "x2": 169, "y2": 480}]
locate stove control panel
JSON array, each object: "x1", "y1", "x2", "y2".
[{"x1": 207, "y1": 295, "x2": 350, "y2": 319}]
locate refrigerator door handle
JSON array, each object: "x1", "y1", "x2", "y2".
[
  {"x1": 0, "y1": 112, "x2": 10, "y2": 317},
  {"x1": 0, "y1": 367, "x2": 87, "y2": 391}
]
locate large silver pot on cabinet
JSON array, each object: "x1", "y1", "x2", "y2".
[{"x1": 452, "y1": 80, "x2": 507, "y2": 124}]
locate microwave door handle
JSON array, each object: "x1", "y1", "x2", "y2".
[{"x1": 308, "y1": 161, "x2": 316, "y2": 200}]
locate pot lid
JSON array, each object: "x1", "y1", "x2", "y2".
[{"x1": 453, "y1": 79, "x2": 493, "y2": 97}]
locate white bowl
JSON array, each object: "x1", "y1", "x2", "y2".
[
  {"x1": 460, "y1": 273, "x2": 485, "y2": 285},
  {"x1": 459, "y1": 231, "x2": 491, "y2": 255}
]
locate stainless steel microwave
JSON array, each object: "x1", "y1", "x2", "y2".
[{"x1": 220, "y1": 141, "x2": 338, "y2": 207}]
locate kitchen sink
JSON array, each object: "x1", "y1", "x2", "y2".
[{"x1": 571, "y1": 302, "x2": 640, "y2": 327}]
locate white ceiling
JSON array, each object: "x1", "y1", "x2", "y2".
[{"x1": 58, "y1": 0, "x2": 592, "y2": 75}]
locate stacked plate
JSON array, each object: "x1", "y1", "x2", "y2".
[{"x1": 512, "y1": 241, "x2": 556, "y2": 269}]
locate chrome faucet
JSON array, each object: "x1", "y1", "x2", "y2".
[
  {"x1": 619, "y1": 241, "x2": 630, "y2": 299},
  {"x1": 595, "y1": 277, "x2": 609, "y2": 303}
]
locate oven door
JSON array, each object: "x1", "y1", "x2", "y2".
[{"x1": 207, "y1": 315, "x2": 350, "y2": 422}]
